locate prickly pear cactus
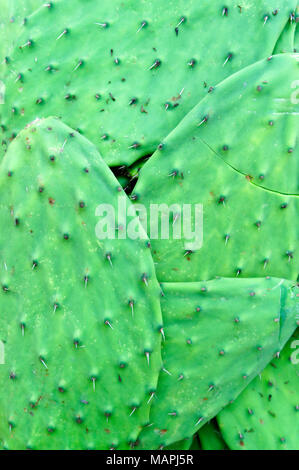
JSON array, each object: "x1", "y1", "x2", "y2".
[
  {"x1": 134, "y1": 55, "x2": 299, "y2": 282},
  {"x1": 136, "y1": 277, "x2": 298, "y2": 449},
  {"x1": 273, "y1": 11, "x2": 297, "y2": 54},
  {"x1": 0, "y1": 0, "x2": 296, "y2": 165},
  {"x1": 217, "y1": 330, "x2": 299, "y2": 450},
  {"x1": 198, "y1": 420, "x2": 227, "y2": 450},
  {"x1": 0, "y1": 117, "x2": 163, "y2": 450},
  {"x1": 0, "y1": 1, "x2": 43, "y2": 61}
]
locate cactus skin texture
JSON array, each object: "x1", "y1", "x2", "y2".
[
  {"x1": 0, "y1": 1, "x2": 297, "y2": 166},
  {"x1": 134, "y1": 55, "x2": 299, "y2": 283},
  {"x1": 136, "y1": 277, "x2": 298, "y2": 449},
  {"x1": 0, "y1": 1, "x2": 43, "y2": 61},
  {"x1": 164, "y1": 437, "x2": 193, "y2": 451},
  {"x1": 198, "y1": 420, "x2": 227, "y2": 450},
  {"x1": 172, "y1": 52, "x2": 298, "y2": 195},
  {"x1": 0, "y1": 117, "x2": 163, "y2": 450},
  {"x1": 217, "y1": 330, "x2": 299, "y2": 450}
]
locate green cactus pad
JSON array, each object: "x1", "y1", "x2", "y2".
[
  {"x1": 134, "y1": 56, "x2": 299, "y2": 283},
  {"x1": 0, "y1": 1, "x2": 43, "y2": 61},
  {"x1": 164, "y1": 436, "x2": 193, "y2": 450},
  {"x1": 136, "y1": 277, "x2": 298, "y2": 449},
  {"x1": 137, "y1": 53, "x2": 298, "y2": 196},
  {"x1": 198, "y1": 420, "x2": 227, "y2": 450},
  {"x1": 217, "y1": 329, "x2": 299, "y2": 450},
  {"x1": 0, "y1": 1, "x2": 296, "y2": 165},
  {"x1": 0, "y1": 117, "x2": 162, "y2": 450}
]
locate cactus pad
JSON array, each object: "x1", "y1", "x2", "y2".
[{"x1": 0, "y1": 117, "x2": 162, "y2": 450}]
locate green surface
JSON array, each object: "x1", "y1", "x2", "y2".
[
  {"x1": 134, "y1": 55, "x2": 299, "y2": 283},
  {"x1": 0, "y1": 117, "x2": 162, "y2": 450},
  {"x1": 0, "y1": 0, "x2": 296, "y2": 165}
]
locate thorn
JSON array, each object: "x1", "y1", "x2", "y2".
[
  {"x1": 176, "y1": 16, "x2": 186, "y2": 28},
  {"x1": 145, "y1": 351, "x2": 150, "y2": 365},
  {"x1": 178, "y1": 374, "x2": 184, "y2": 381},
  {"x1": 222, "y1": 7, "x2": 228, "y2": 16},
  {"x1": 91, "y1": 376, "x2": 96, "y2": 392},
  {"x1": 168, "y1": 170, "x2": 178, "y2": 177},
  {"x1": 263, "y1": 258, "x2": 269, "y2": 269},
  {"x1": 130, "y1": 407, "x2": 137, "y2": 417},
  {"x1": 184, "y1": 250, "x2": 193, "y2": 257},
  {"x1": 141, "y1": 273, "x2": 148, "y2": 286},
  {"x1": 128, "y1": 142, "x2": 140, "y2": 149},
  {"x1": 39, "y1": 356, "x2": 48, "y2": 369},
  {"x1": 73, "y1": 60, "x2": 83, "y2": 71},
  {"x1": 20, "y1": 323, "x2": 25, "y2": 336},
  {"x1": 137, "y1": 21, "x2": 147, "y2": 33},
  {"x1": 225, "y1": 234, "x2": 230, "y2": 245},
  {"x1": 162, "y1": 367, "x2": 172, "y2": 376},
  {"x1": 60, "y1": 139, "x2": 67, "y2": 152},
  {"x1": 223, "y1": 53, "x2": 232, "y2": 66},
  {"x1": 149, "y1": 59, "x2": 161, "y2": 70},
  {"x1": 84, "y1": 275, "x2": 89, "y2": 288},
  {"x1": 95, "y1": 22, "x2": 108, "y2": 28},
  {"x1": 129, "y1": 97, "x2": 137, "y2": 105},
  {"x1": 160, "y1": 328, "x2": 165, "y2": 341},
  {"x1": 56, "y1": 29, "x2": 68, "y2": 40},
  {"x1": 195, "y1": 416, "x2": 203, "y2": 426},
  {"x1": 263, "y1": 15, "x2": 269, "y2": 25},
  {"x1": 147, "y1": 392, "x2": 155, "y2": 404},
  {"x1": 168, "y1": 412, "x2": 177, "y2": 416},
  {"x1": 19, "y1": 40, "x2": 32, "y2": 48},
  {"x1": 32, "y1": 260, "x2": 38, "y2": 269},
  {"x1": 129, "y1": 299, "x2": 134, "y2": 317},
  {"x1": 53, "y1": 302, "x2": 59, "y2": 313},
  {"x1": 197, "y1": 115, "x2": 209, "y2": 126},
  {"x1": 179, "y1": 87, "x2": 184, "y2": 96}
]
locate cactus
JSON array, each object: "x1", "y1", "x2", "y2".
[
  {"x1": 217, "y1": 330, "x2": 299, "y2": 450},
  {"x1": 134, "y1": 54, "x2": 299, "y2": 282},
  {"x1": 165, "y1": 437, "x2": 193, "y2": 450},
  {"x1": 0, "y1": 0, "x2": 296, "y2": 166},
  {"x1": 295, "y1": 12, "x2": 299, "y2": 52},
  {"x1": 136, "y1": 277, "x2": 298, "y2": 449},
  {"x1": 198, "y1": 420, "x2": 227, "y2": 450},
  {"x1": 0, "y1": 117, "x2": 163, "y2": 450}
]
